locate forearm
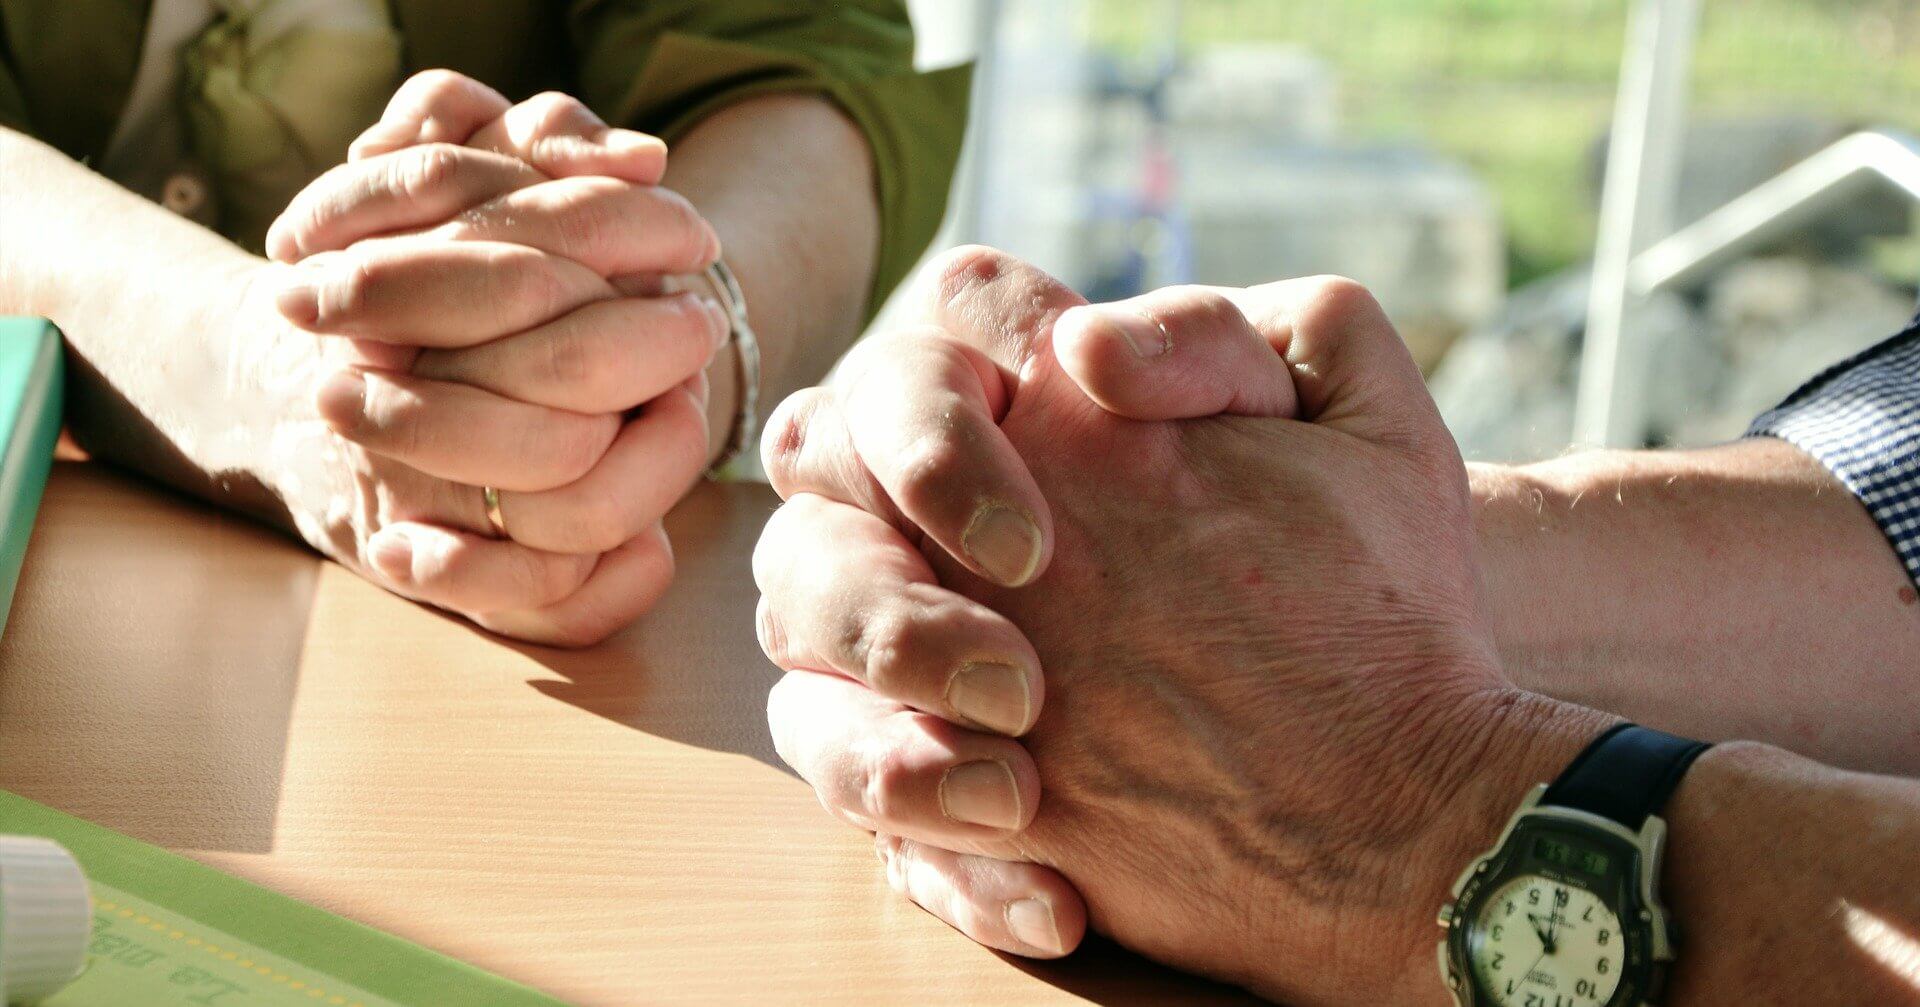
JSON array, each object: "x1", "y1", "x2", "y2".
[
  {"x1": 1473, "y1": 438, "x2": 1920, "y2": 773},
  {"x1": 659, "y1": 94, "x2": 880, "y2": 464},
  {"x1": 0, "y1": 126, "x2": 284, "y2": 516},
  {"x1": 1663, "y1": 740, "x2": 1920, "y2": 1002}
]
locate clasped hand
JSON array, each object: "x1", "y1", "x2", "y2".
[
  {"x1": 253, "y1": 71, "x2": 727, "y2": 645},
  {"x1": 754, "y1": 248, "x2": 1605, "y2": 1004}
]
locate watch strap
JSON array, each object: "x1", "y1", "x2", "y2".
[{"x1": 1540, "y1": 723, "x2": 1711, "y2": 830}]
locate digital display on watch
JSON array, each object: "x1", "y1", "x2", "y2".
[{"x1": 1531, "y1": 836, "x2": 1610, "y2": 877}]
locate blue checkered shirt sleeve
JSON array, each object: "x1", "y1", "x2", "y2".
[{"x1": 1747, "y1": 313, "x2": 1920, "y2": 588}]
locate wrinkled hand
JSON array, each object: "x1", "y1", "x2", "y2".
[
  {"x1": 253, "y1": 71, "x2": 725, "y2": 645},
  {"x1": 755, "y1": 249, "x2": 1606, "y2": 1002}
]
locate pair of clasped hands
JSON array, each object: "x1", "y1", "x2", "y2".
[
  {"x1": 260, "y1": 71, "x2": 727, "y2": 645},
  {"x1": 271, "y1": 69, "x2": 1562, "y2": 1002},
  {"x1": 754, "y1": 246, "x2": 1583, "y2": 1005}
]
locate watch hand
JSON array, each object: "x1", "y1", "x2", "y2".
[{"x1": 1527, "y1": 913, "x2": 1557, "y2": 952}]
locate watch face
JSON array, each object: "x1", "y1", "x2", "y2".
[{"x1": 1469, "y1": 873, "x2": 1623, "y2": 1005}]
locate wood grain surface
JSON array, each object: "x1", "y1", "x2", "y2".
[{"x1": 0, "y1": 463, "x2": 1259, "y2": 1006}]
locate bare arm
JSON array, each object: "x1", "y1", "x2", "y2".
[
  {"x1": 1472, "y1": 438, "x2": 1920, "y2": 774},
  {"x1": 1664, "y1": 740, "x2": 1920, "y2": 1001},
  {"x1": 0, "y1": 125, "x2": 289, "y2": 519},
  {"x1": 661, "y1": 94, "x2": 880, "y2": 464}
]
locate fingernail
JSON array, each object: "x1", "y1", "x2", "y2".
[
  {"x1": 1093, "y1": 306, "x2": 1172, "y2": 358},
  {"x1": 369, "y1": 530, "x2": 413, "y2": 583},
  {"x1": 946, "y1": 661, "x2": 1033, "y2": 735},
  {"x1": 605, "y1": 129, "x2": 666, "y2": 157},
  {"x1": 1006, "y1": 898, "x2": 1064, "y2": 954},
  {"x1": 939, "y1": 760, "x2": 1022, "y2": 830},
  {"x1": 696, "y1": 295, "x2": 729, "y2": 351},
  {"x1": 962, "y1": 504, "x2": 1043, "y2": 587},
  {"x1": 315, "y1": 370, "x2": 367, "y2": 432},
  {"x1": 275, "y1": 273, "x2": 320, "y2": 327}
]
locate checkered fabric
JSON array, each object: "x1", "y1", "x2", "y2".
[{"x1": 1748, "y1": 312, "x2": 1920, "y2": 588}]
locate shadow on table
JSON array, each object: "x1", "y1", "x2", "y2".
[
  {"x1": 1006, "y1": 936, "x2": 1266, "y2": 1006},
  {"x1": 0, "y1": 464, "x2": 314, "y2": 853},
  {"x1": 517, "y1": 482, "x2": 1265, "y2": 1006},
  {"x1": 516, "y1": 480, "x2": 786, "y2": 772}
]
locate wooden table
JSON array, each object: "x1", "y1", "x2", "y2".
[{"x1": 0, "y1": 464, "x2": 1255, "y2": 1006}]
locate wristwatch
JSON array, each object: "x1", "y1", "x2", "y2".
[{"x1": 1437, "y1": 723, "x2": 1711, "y2": 1006}]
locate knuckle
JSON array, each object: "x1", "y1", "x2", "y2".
[
  {"x1": 760, "y1": 389, "x2": 824, "y2": 492},
  {"x1": 1301, "y1": 275, "x2": 1385, "y2": 328},
  {"x1": 543, "y1": 415, "x2": 612, "y2": 485},
  {"x1": 930, "y1": 244, "x2": 1013, "y2": 306},
  {"x1": 401, "y1": 69, "x2": 471, "y2": 109},
  {"x1": 365, "y1": 380, "x2": 426, "y2": 451},
  {"x1": 489, "y1": 245, "x2": 570, "y2": 320},
  {"x1": 501, "y1": 546, "x2": 564, "y2": 606},
  {"x1": 395, "y1": 143, "x2": 466, "y2": 203},
  {"x1": 412, "y1": 68, "x2": 468, "y2": 94},
  {"x1": 328, "y1": 255, "x2": 385, "y2": 321},
  {"x1": 862, "y1": 743, "x2": 923, "y2": 824},
  {"x1": 891, "y1": 433, "x2": 969, "y2": 518},
  {"x1": 538, "y1": 321, "x2": 596, "y2": 394},
  {"x1": 754, "y1": 596, "x2": 790, "y2": 665},
  {"x1": 950, "y1": 903, "x2": 991, "y2": 939},
  {"x1": 551, "y1": 179, "x2": 623, "y2": 262},
  {"x1": 855, "y1": 604, "x2": 920, "y2": 695},
  {"x1": 563, "y1": 490, "x2": 634, "y2": 553},
  {"x1": 1165, "y1": 285, "x2": 1244, "y2": 331},
  {"x1": 521, "y1": 90, "x2": 591, "y2": 132}
]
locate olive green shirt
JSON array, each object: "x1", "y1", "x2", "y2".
[{"x1": 0, "y1": 0, "x2": 970, "y2": 313}]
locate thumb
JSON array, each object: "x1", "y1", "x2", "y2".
[
  {"x1": 1221, "y1": 276, "x2": 1442, "y2": 449},
  {"x1": 1050, "y1": 286, "x2": 1298, "y2": 421}
]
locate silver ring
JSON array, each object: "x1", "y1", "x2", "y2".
[{"x1": 482, "y1": 485, "x2": 508, "y2": 539}]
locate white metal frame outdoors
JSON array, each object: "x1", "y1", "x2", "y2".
[{"x1": 1574, "y1": 0, "x2": 1920, "y2": 448}]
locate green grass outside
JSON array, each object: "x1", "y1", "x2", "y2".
[{"x1": 1085, "y1": 0, "x2": 1920, "y2": 288}]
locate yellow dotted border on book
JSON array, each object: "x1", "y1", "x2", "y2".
[{"x1": 94, "y1": 897, "x2": 362, "y2": 1006}]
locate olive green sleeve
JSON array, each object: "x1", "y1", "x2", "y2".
[
  {"x1": 568, "y1": 1, "x2": 971, "y2": 319},
  {"x1": 0, "y1": 51, "x2": 31, "y2": 134}
]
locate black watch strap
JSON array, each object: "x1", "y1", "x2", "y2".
[{"x1": 1540, "y1": 723, "x2": 1711, "y2": 830}]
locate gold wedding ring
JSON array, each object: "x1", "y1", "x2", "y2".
[{"x1": 482, "y1": 485, "x2": 508, "y2": 539}]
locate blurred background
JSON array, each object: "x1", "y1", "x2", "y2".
[{"x1": 891, "y1": 0, "x2": 1920, "y2": 463}]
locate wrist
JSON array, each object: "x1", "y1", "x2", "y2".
[
  {"x1": 1371, "y1": 688, "x2": 1619, "y2": 1006},
  {"x1": 1469, "y1": 457, "x2": 1614, "y2": 691},
  {"x1": 64, "y1": 256, "x2": 297, "y2": 527},
  {"x1": 191, "y1": 261, "x2": 312, "y2": 529}
]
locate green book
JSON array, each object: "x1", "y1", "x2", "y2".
[
  {"x1": 1, "y1": 792, "x2": 567, "y2": 1007},
  {"x1": 0, "y1": 317, "x2": 63, "y2": 640}
]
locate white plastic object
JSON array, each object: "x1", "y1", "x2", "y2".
[{"x1": 0, "y1": 836, "x2": 90, "y2": 1005}]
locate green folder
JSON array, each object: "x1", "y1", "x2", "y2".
[
  {"x1": 0, "y1": 319, "x2": 566, "y2": 1006},
  {"x1": 0, "y1": 317, "x2": 63, "y2": 640},
  {"x1": 1, "y1": 793, "x2": 567, "y2": 1007}
]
